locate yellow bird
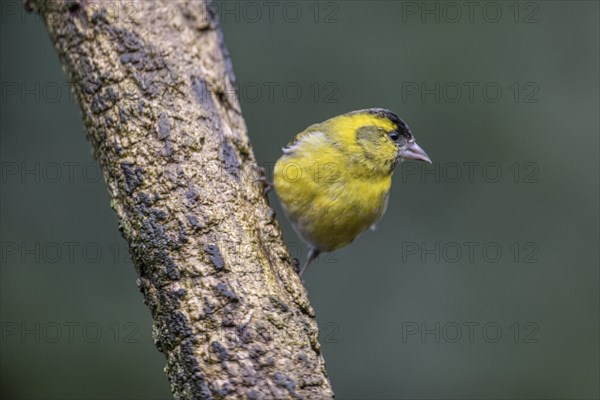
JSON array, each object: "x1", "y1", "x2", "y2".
[{"x1": 273, "y1": 108, "x2": 432, "y2": 277}]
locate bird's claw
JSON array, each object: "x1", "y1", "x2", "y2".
[
  {"x1": 292, "y1": 258, "x2": 301, "y2": 274},
  {"x1": 254, "y1": 166, "x2": 273, "y2": 195}
]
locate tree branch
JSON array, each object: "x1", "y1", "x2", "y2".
[{"x1": 28, "y1": 0, "x2": 333, "y2": 398}]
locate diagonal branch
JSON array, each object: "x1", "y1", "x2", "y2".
[{"x1": 27, "y1": 0, "x2": 333, "y2": 398}]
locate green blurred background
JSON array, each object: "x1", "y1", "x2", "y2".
[{"x1": 1, "y1": 1, "x2": 598, "y2": 399}]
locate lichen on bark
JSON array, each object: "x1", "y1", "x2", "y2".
[{"x1": 28, "y1": 0, "x2": 334, "y2": 398}]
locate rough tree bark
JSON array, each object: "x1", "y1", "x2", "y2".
[{"x1": 27, "y1": 0, "x2": 334, "y2": 398}]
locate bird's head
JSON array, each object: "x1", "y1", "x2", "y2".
[{"x1": 326, "y1": 108, "x2": 431, "y2": 175}]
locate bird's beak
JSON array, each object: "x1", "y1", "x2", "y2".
[{"x1": 398, "y1": 141, "x2": 432, "y2": 164}]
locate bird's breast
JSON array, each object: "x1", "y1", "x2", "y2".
[{"x1": 275, "y1": 154, "x2": 392, "y2": 251}]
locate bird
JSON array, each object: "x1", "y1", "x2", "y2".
[{"x1": 272, "y1": 108, "x2": 432, "y2": 278}]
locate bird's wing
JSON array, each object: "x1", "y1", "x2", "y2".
[{"x1": 282, "y1": 123, "x2": 325, "y2": 154}]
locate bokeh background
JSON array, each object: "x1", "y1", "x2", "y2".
[{"x1": 1, "y1": 1, "x2": 598, "y2": 399}]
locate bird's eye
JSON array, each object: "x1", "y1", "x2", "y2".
[{"x1": 388, "y1": 131, "x2": 400, "y2": 141}]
